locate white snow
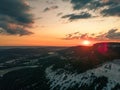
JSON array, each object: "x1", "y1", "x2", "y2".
[{"x1": 45, "y1": 60, "x2": 120, "y2": 90}]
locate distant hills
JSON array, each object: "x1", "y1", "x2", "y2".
[{"x1": 0, "y1": 42, "x2": 120, "y2": 90}]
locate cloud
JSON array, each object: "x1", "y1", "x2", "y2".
[
  {"x1": 101, "y1": 5, "x2": 120, "y2": 16},
  {"x1": 106, "y1": 29, "x2": 120, "y2": 39},
  {"x1": 61, "y1": 12, "x2": 92, "y2": 21},
  {"x1": 95, "y1": 29, "x2": 120, "y2": 40},
  {"x1": 68, "y1": 0, "x2": 120, "y2": 18},
  {"x1": 70, "y1": 0, "x2": 120, "y2": 10},
  {"x1": 43, "y1": 6, "x2": 59, "y2": 12},
  {"x1": 0, "y1": 0, "x2": 34, "y2": 36},
  {"x1": 63, "y1": 29, "x2": 120, "y2": 41},
  {"x1": 70, "y1": 0, "x2": 92, "y2": 10}
]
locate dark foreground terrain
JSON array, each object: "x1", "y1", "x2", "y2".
[{"x1": 0, "y1": 42, "x2": 120, "y2": 90}]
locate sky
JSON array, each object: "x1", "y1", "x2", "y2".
[{"x1": 0, "y1": 0, "x2": 120, "y2": 46}]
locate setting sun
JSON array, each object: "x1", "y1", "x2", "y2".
[{"x1": 82, "y1": 40, "x2": 91, "y2": 46}]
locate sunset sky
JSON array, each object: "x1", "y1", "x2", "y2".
[{"x1": 0, "y1": 0, "x2": 120, "y2": 46}]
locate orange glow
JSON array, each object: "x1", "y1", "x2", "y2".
[{"x1": 82, "y1": 40, "x2": 91, "y2": 46}]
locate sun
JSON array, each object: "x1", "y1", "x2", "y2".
[{"x1": 82, "y1": 40, "x2": 91, "y2": 46}]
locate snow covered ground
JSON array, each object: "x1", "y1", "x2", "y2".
[{"x1": 45, "y1": 59, "x2": 120, "y2": 90}]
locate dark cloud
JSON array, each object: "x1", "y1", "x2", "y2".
[
  {"x1": 69, "y1": 0, "x2": 120, "y2": 18},
  {"x1": 101, "y1": 5, "x2": 120, "y2": 16},
  {"x1": 63, "y1": 29, "x2": 120, "y2": 40},
  {"x1": 95, "y1": 29, "x2": 120, "y2": 40},
  {"x1": 106, "y1": 29, "x2": 120, "y2": 39},
  {"x1": 0, "y1": 0, "x2": 34, "y2": 36},
  {"x1": 70, "y1": 0, "x2": 119, "y2": 10},
  {"x1": 43, "y1": 6, "x2": 59, "y2": 12},
  {"x1": 61, "y1": 12, "x2": 92, "y2": 21},
  {"x1": 71, "y1": 0, "x2": 92, "y2": 10},
  {"x1": 63, "y1": 32, "x2": 88, "y2": 40}
]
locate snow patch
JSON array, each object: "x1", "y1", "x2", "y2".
[{"x1": 45, "y1": 61, "x2": 120, "y2": 90}]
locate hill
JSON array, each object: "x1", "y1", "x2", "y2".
[{"x1": 0, "y1": 42, "x2": 120, "y2": 90}]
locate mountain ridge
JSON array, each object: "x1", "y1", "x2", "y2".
[{"x1": 0, "y1": 42, "x2": 120, "y2": 90}]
